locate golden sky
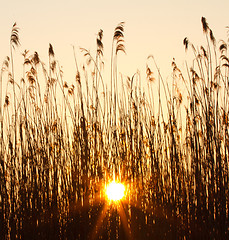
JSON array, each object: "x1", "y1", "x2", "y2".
[{"x1": 1, "y1": 0, "x2": 229, "y2": 86}]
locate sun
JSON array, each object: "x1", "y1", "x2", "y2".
[{"x1": 106, "y1": 181, "x2": 125, "y2": 201}]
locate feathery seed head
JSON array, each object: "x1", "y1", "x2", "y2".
[
  {"x1": 201, "y1": 17, "x2": 209, "y2": 33},
  {"x1": 219, "y1": 41, "x2": 227, "y2": 53},
  {"x1": 200, "y1": 46, "x2": 207, "y2": 58},
  {"x1": 209, "y1": 29, "x2": 216, "y2": 46},
  {"x1": 113, "y1": 22, "x2": 125, "y2": 55},
  {"x1": 49, "y1": 43, "x2": 55, "y2": 57},
  {"x1": 33, "y1": 52, "x2": 40, "y2": 65},
  {"x1": 10, "y1": 22, "x2": 20, "y2": 49},
  {"x1": 4, "y1": 95, "x2": 10, "y2": 106},
  {"x1": 183, "y1": 37, "x2": 189, "y2": 51}
]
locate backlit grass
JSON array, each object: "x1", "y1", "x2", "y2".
[{"x1": 0, "y1": 18, "x2": 228, "y2": 239}]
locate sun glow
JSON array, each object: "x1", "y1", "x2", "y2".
[{"x1": 106, "y1": 181, "x2": 125, "y2": 201}]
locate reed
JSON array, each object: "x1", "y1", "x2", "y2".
[{"x1": 0, "y1": 18, "x2": 228, "y2": 239}]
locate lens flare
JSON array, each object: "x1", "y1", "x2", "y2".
[{"x1": 106, "y1": 181, "x2": 125, "y2": 201}]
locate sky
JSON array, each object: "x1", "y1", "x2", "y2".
[{"x1": 1, "y1": 0, "x2": 229, "y2": 90}]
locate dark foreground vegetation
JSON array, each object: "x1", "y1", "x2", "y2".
[{"x1": 0, "y1": 18, "x2": 228, "y2": 239}]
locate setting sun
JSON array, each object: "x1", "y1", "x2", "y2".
[{"x1": 106, "y1": 181, "x2": 125, "y2": 201}]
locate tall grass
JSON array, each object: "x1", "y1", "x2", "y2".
[{"x1": 0, "y1": 18, "x2": 228, "y2": 239}]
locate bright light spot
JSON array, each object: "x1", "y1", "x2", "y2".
[{"x1": 106, "y1": 181, "x2": 125, "y2": 201}]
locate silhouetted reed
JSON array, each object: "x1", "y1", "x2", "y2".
[{"x1": 0, "y1": 18, "x2": 228, "y2": 239}]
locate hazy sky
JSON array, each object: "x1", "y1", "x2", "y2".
[{"x1": 1, "y1": 0, "x2": 229, "y2": 85}]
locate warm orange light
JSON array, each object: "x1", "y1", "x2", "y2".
[{"x1": 106, "y1": 181, "x2": 125, "y2": 201}]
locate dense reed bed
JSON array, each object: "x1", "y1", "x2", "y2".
[{"x1": 0, "y1": 18, "x2": 228, "y2": 239}]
